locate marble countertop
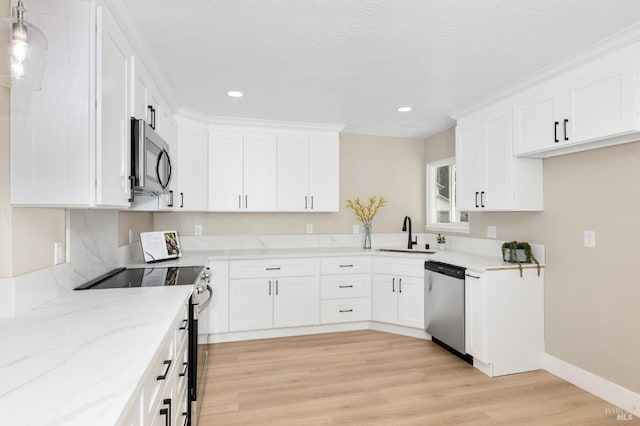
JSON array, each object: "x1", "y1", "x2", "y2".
[
  {"x1": 0, "y1": 285, "x2": 192, "y2": 426},
  {"x1": 128, "y1": 247, "x2": 538, "y2": 272}
]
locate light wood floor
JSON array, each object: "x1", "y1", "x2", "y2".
[{"x1": 200, "y1": 330, "x2": 635, "y2": 425}]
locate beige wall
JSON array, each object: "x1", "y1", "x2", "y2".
[
  {"x1": 425, "y1": 128, "x2": 640, "y2": 393},
  {"x1": 0, "y1": 0, "x2": 67, "y2": 278},
  {"x1": 118, "y1": 211, "x2": 154, "y2": 246},
  {"x1": 154, "y1": 133, "x2": 425, "y2": 235}
]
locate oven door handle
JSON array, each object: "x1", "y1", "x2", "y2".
[{"x1": 195, "y1": 283, "x2": 214, "y2": 312}]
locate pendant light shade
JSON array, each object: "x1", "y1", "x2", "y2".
[{"x1": 0, "y1": 0, "x2": 47, "y2": 91}]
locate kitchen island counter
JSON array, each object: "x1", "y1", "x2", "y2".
[{"x1": 0, "y1": 285, "x2": 192, "y2": 426}]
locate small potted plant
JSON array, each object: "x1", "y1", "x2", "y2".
[
  {"x1": 437, "y1": 233, "x2": 446, "y2": 251},
  {"x1": 501, "y1": 241, "x2": 540, "y2": 277}
]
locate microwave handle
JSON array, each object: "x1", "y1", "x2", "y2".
[{"x1": 156, "y1": 149, "x2": 172, "y2": 190}]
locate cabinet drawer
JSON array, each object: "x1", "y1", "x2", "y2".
[
  {"x1": 320, "y1": 256, "x2": 371, "y2": 275},
  {"x1": 320, "y1": 274, "x2": 371, "y2": 300},
  {"x1": 320, "y1": 298, "x2": 371, "y2": 324},
  {"x1": 174, "y1": 303, "x2": 189, "y2": 348},
  {"x1": 142, "y1": 333, "x2": 174, "y2": 420},
  {"x1": 229, "y1": 258, "x2": 315, "y2": 279},
  {"x1": 373, "y1": 256, "x2": 425, "y2": 278}
]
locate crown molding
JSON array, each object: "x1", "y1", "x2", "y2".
[
  {"x1": 176, "y1": 108, "x2": 345, "y2": 133},
  {"x1": 451, "y1": 22, "x2": 640, "y2": 119}
]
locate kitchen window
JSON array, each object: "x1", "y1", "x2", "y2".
[{"x1": 426, "y1": 157, "x2": 469, "y2": 232}]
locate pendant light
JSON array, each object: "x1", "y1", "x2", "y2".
[{"x1": 0, "y1": 0, "x2": 47, "y2": 91}]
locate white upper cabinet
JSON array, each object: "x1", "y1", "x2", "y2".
[
  {"x1": 11, "y1": 0, "x2": 93, "y2": 206},
  {"x1": 10, "y1": 1, "x2": 175, "y2": 208},
  {"x1": 175, "y1": 116, "x2": 209, "y2": 211},
  {"x1": 97, "y1": 4, "x2": 134, "y2": 208},
  {"x1": 209, "y1": 131, "x2": 277, "y2": 211},
  {"x1": 456, "y1": 104, "x2": 543, "y2": 212},
  {"x1": 132, "y1": 57, "x2": 167, "y2": 139},
  {"x1": 277, "y1": 132, "x2": 340, "y2": 212},
  {"x1": 209, "y1": 132, "x2": 244, "y2": 211},
  {"x1": 513, "y1": 43, "x2": 639, "y2": 157},
  {"x1": 277, "y1": 134, "x2": 309, "y2": 211}
]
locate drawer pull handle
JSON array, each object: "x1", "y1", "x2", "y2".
[
  {"x1": 160, "y1": 398, "x2": 171, "y2": 426},
  {"x1": 266, "y1": 267, "x2": 281, "y2": 271},
  {"x1": 157, "y1": 360, "x2": 172, "y2": 380},
  {"x1": 179, "y1": 361, "x2": 188, "y2": 377},
  {"x1": 339, "y1": 264, "x2": 354, "y2": 268},
  {"x1": 339, "y1": 309, "x2": 353, "y2": 313},
  {"x1": 179, "y1": 318, "x2": 188, "y2": 330},
  {"x1": 339, "y1": 285, "x2": 354, "y2": 288}
]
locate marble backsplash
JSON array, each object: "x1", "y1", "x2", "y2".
[{"x1": 0, "y1": 210, "x2": 143, "y2": 318}]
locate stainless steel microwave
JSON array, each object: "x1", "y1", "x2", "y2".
[{"x1": 131, "y1": 118, "x2": 172, "y2": 196}]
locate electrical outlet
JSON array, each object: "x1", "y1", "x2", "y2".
[
  {"x1": 194, "y1": 225, "x2": 202, "y2": 236},
  {"x1": 54, "y1": 242, "x2": 64, "y2": 265},
  {"x1": 306, "y1": 224, "x2": 313, "y2": 234},
  {"x1": 352, "y1": 224, "x2": 360, "y2": 234},
  {"x1": 584, "y1": 230, "x2": 596, "y2": 248},
  {"x1": 486, "y1": 226, "x2": 497, "y2": 239}
]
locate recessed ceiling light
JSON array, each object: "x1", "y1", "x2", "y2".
[
  {"x1": 227, "y1": 91, "x2": 244, "y2": 98},
  {"x1": 397, "y1": 106, "x2": 412, "y2": 112}
]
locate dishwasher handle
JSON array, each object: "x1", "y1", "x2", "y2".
[{"x1": 424, "y1": 261, "x2": 465, "y2": 279}]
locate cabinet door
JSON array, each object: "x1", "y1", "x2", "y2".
[
  {"x1": 209, "y1": 132, "x2": 244, "y2": 211},
  {"x1": 273, "y1": 277, "x2": 317, "y2": 328},
  {"x1": 396, "y1": 276, "x2": 425, "y2": 329},
  {"x1": 308, "y1": 134, "x2": 339, "y2": 212},
  {"x1": 276, "y1": 134, "x2": 309, "y2": 211},
  {"x1": 229, "y1": 279, "x2": 273, "y2": 331},
  {"x1": 512, "y1": 84, "x2": 563, "y2": 156},
  {"x1": 465, "y1": 272, "x2": 488, "y2": 363},
  {"x1": 484, "y1": 108, "x2": 513, "y2": 210},
  {"x1": 97, "y1": 5, "x2": 133, "y2": 207},
  {"x1": 244, "y1": 133, "x2": 277, "y2": 211},
  {"x1": 176, "y1": 117, "x2": 208, "y2": 210},
  {"x1": 563, "y1": 45, "x2": 638, "y2": 144},
  {"x1": 455, "y1": 118, "x2": 486, "y2": 211},
  {"x1": 371, "y1": 275, "x2": 398, "y2": 324},
  {"x1": 10, "y1": 0, "x2": 92, "y2": 205},
  {"x1": 132, "y1": 58, "x2": 152, "y2": 122}
]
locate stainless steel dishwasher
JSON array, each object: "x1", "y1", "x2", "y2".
[{"x1": 424, "y1": 261, "x2": 472, "y2": 364}]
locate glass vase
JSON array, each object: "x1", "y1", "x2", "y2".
[{"x1": 362, "y1": 223, "x2": 372, "y2": 250}]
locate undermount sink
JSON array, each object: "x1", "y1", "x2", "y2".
[{"x1": 377, "y1": 248, "x2": 436, "y2": 254}]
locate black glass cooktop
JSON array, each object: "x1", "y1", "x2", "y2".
[{"x1": 76, "y1": 266, "x2": 204, "y2": 290}]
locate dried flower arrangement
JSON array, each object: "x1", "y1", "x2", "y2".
[{"x1": 345, "y1": 196, "x2": 387, "y2": 225}]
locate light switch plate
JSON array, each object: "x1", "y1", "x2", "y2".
[
  {"x1": 194, "y1": 225, "x2": 202, "y2": 236},
  {"x1": 584, "y1": 230, "x2": 596, "y2": 248},
  {"x1": 486, "y1": 226, "x2": 497, "y2": 239}
]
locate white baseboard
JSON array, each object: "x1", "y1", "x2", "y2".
[
  {"x1": 543, "y1": 353, "x2": 639, "y2": 417},
  {"x1": 209, "y1": 321, "x2": 429, "y2": 344}
]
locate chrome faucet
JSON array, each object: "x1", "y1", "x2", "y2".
[{"x1": 402, "y1": 216, "x2": 418, "y2": 249}]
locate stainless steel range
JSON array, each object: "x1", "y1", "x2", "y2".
[{"x1": 76, "y1": 265, "x2": 212, "y2": 426}]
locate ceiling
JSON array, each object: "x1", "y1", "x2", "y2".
[{"x1": 124, "y1": 0, "x2": 640, "y2": 138}]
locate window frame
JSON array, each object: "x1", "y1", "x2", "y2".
[{"x1": 426, "y1": 157, "x2": 470, "y2": 233}]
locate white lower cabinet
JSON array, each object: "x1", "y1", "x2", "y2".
[
  {"x1": 371, "y1": 257, "x2": 425, "y2": 329},
  {"x1": 228, "y1": 258, "x2": 318, "y2": 332},
  {"x1": 319, "y1": 256, "x2": 372, "y2": 324},
  {"x1": 118, "y1": 302, "x2": 190, "y2": 426},
  {"x1": 464, "y1": 268, "x2": 544, "y2": 377}
]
